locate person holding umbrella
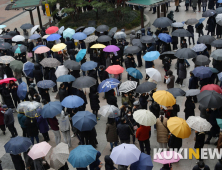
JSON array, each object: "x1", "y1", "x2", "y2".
[
  {"x1": 194, "y1": 130, "x2": 205, "y2": 161},
  {"x1": 184, "y1": 96, "x2": 196, "y2": 120},
  {"x1": 10, "y1": 153, "x2": 26, "y2": 170},
  {"x1": 89, "y1": 91, "x2": 100, "y2": 120},
  {"x1": 188, "y1": 71, "x2": 198, "y2": 103},
  {"x1": 25, "y1": 117, "x2": 39, "y2": 144},
  {"x1": 17, "y1": 112, "x2": 28, "y2": 137},
  {"x1": 176, "y1": 59, "x2": 187, "y2": 87},
  {"x1": 36, "y1": 115, "x2": 50, "y2": 142},
  {"x1": 187, "y1": 25, "x2": 195, "y2": 46},
  {"x1": 139, "y1": 93, "x2": 149, "y2": 110},
  {"x1": 9, "y1": 80, "x2": 20, "y2": 107},
  {"x1": 47, "y1": 116, "x2": 61, "y2": 145},
  {"x1": 207, "y1": 16, "x2": 216, "y2": 36}
]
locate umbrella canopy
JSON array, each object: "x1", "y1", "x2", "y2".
[
  {"x1": 32, "y1": 45, "x2": 46, "y2": 51},
  {"x1": 90, "y1": 43, "x2": 106, "y2": 48},
  {"x1": 83, "y1": 27, "x2": 95, "y2": 35},
  {"x1": 166, "y1": 88, "x2": 186, "y2": 97},
  {"x1": 126, "y1": 68, "x2": 143, "y2": 79},
  {"x1": 72, "y1": 76, "x2": 97, "y2": 89},
  {"x1": 31, "y1": 25, "x2": 39, "y2": 34},
  {"x1": 64, "y1": 60, "x2": 80, "y2": 70},
  {"x1": 175, "y1": 48, "x2": 197, "y2": 59},
  {"x1": 63, "y1": 28, "x2": 75, "y2": 39},
  {"x1": 0, "y1": 42, "x2": 12, "y2": 50},
  {"x1": 76, "y1": 26, "x2": 86, "y2": 32},
  {"x1": 57, "y1": 75, "x2": 75, "y2": 83},
  {"x1": 37, "y1": 80, "x2": 55, "y2": 89},
  {"x1": 198, "y1": 35, "x2": 215, "y2": 44},
  {"x1": 97, "y1": 35, "x2": 112, "y2": 42},
  {"x1": 10, "y1": 60, "x2": 23, "y2": 72},
  {"x1": 185, "y1": 89, "x2": 200, "y2": 96},
  {"x1": 0, "y1": 25, "x2": 6, "y2": 29},
  {"x1": 216, "y1": 14, "x2": 222, "y2": 26},
  {"x1": 153, "y1": 90, "x2": 176, "y2": 107},
  {"x1": 153, "y1": 17, "x2": 173, "y2": 28},
  {"x1": 211, "y1": 49, "x2": 222, "y2": 60},
  {"x1": 114, "y1": 31, "x2": 127, "y2": 39},
  {"x1": 108, "y1": 27, "x2": 117, "y2": 37},
  {"x1": 140, "y1": 35, "x2": 155, "y2": 43},
  {"x1": 103, "y1": 45, "x2": 120, "y2": 52},
  {"x1": 72, "y1": 32, "x2": 87, "y2": 40},
  {"x1": 185, "y1": 18, "x2": 199, "y2": 25},
  {"x1": 171, "y1": 29, "x2": 192, "y2": 37},
  {"x1": 46, "y1": 26, "x2": 59, "y2": 34},
  {"x1": 55, "y1": 65, "x2": 69, "y2": 78},
  {"x1": 106, "y1": 65, "x2": 124, "y2": 74},
  {"x1": 46, "y1": 34, "x2": 61, "y2": 41},
  {"x1": 84, "y1": 35, "x2": 98, "y2": 43},
  {"x1": 158, "y1": 33, "x2": 172, "y2": 43},
  {"x1": 41, "y1": 101, "x2": 62, "y2": 118},
  {"x1": 40, "y1": 58, "x2": 61, "y2": 67},
  {"x1": 61, "y1": 95, "x2": 84, "y2": 108},
  {"x1": 119, "y1": 81, "x2": 137, "y2": 93},
  {"x1": 216, "y1": 119, "x2": 222, "y2": 129},
  {"x1": 17, "y1": 82, "x2": 27, "y2": 100},
  {"x1": 68, "y1": 145, "x2": 97, "y2": 168},
  {"x1": 28, "y1": 142, "x2": 51, "y2": 160},
  {"x1": 218, "y1": 72, "x2": 222, "y2": 81},
  {"x1": 143, "y1": 51, "x2": 160, "y2": 61},
  {"x1": 209, "y1": 67, "x2": 219, "y2": 73},
  {"x1": 42, "y1": 35, "x2": 49, "y2": 39},
  {"x1": 211, "y1": 39, "x2": 222, "y2": 47},
  {"x1": 0, "y1": 55, "x2": 15, "y2": 64},
  {"x1": 195, "y1": 55, "x2": 210, "y2": 66},
  {"x1": 167, "y1": 117, "x2": 191, "y2": 139},
  {"x1": 202, "y1": 9, "x2": 216, "y2": 17},
  {"x1": 24, "y1": 101, "x2": 42, "y2": 118},
  {"x1": 12, "y1": 35, "x2": 25, "y2": 42},
  {"x1": 72, "y1": 111, "x2": 97, "y2": 131},
  {"x1": 12, "y1": 44, "x2": 27, "y2": 54},
  {"x1": 110, "y1": 143, "x2": 141, "y2": 166},
  {"x1": 76, "y1": 49, "x2": 87, "y2": 62},
  {"x1": 146, "y1": 68, "x2": 162, "y2": 82},
  {"x1": 153, "y1": 151, "x2": 182, "y2": 165},
  {"x1": 171, "y1": 22, "x2": 184, "y2": 27},
  {"x1": 192, "y1": 43, "x2": 207, "y2": 52},
  {"x1": 81, "y1": 61, "x2": 97, "y2": 71},
  {"x1": 34, "y1": 46, "x2": 50, "y2": 54},
  {"x1": 0, "y1": 78, "x2": 17, "y2": 85},
  {"x1": 16, "y1": 101, "x2": 30, "y2": 113},
  {"x1": 8, "y1": 31, "x2": 17, "y2": 36},
  {"x1": 58, "y1": 26, "x2": 65, "y2": 34},
  {"x1": 96, "y1": 25, "x2": 109, "y2": 32},
  {"x1": 99, "y1": 105, "x2": 120, "y2": 118},
  {"x1": 197, "y1": 90, "x2": 222, "y2": 108},
  {"x1": 4, "y1": 136, "x2": 32, "y2": 155},
  {"x1": 51, "y1": 43, "x2": 67, "y2": 52},
  {"x1": 133, "y1": 109, "x2": 157, "y2": 126},
  {"x1": 192, "y1": 66, "x2": 212, "y2": 79},
  {"x1": 159, "y1": 51, "x2": 177, "y2": 60},
  {"x1": 29, "y1": 34, "x2": 41, "y2": 40},
  {"x1": 186, "y1": 116, "x2": 212, "y2": 132},
  {"x1": 98, "y1": 78, "x2": 120, "y2": 93},
  {"x1": 132, "y1": 39, "x2": 143, "y2": 49},
  {"x1": 135, "y1": 82, "x2": 157, "y2": 93},
  {"x1": 1, "y1": 34, "x2": 12, "y2": 39},
  {"x1": 216, "y1": 7, "x2": 222, "y2": 14},
  {"x1": 23, "y1": 61, "x2": 34, "y2": 78},
  {"x1": 130, "y1": 153, "x2": 153, "y2": 170},
  {"x1": 125, "y1": 46, "x2": 141, "y2": 54}
]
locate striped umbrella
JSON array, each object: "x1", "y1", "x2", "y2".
[
  {"x1": 119, "y1": 81, "x2": 137, "y2": 93},
  {"x1": 37, "y1": 80, "x2": 56, "y2": 89}
]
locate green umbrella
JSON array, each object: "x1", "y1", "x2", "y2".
[
  {"x1": 63, "y1": 28, "x2": 75, "y2": 39},
  {"x1": 10, "y1": 60, "x2": 23, "y2": 72},
  {"x1": 216, "y1": 119, "x2": 222, "y2": 129}
]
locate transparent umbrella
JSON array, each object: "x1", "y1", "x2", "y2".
[{"x1": 24, "y1": 101, "x2": 42, "y2": 118}]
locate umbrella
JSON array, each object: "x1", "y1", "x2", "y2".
[
  {"x1": 24, "y1": 101, "x2": 42, "y2": 118},
  {"x1": 202, "y1": 9, "x2": 216, "y2": 17},
  {"x1": 211, "y1": 39, "x2": 222, "y2": 47},
  {"x1": 58, "y1": 26, "x2": 65, "y2": 34},
  {"x1": 171, "y1": 22, "x2": 184, "y2": 27},
  {"x1": 72, "y1": 76, "x2": 97, "y2": 89},
  {"x1": 0, "y1": 78, "x2": 17, "y2": 85},
  {"x1": 175, "y1": 48, "x2": 197, "y2": 59},
  {"x1": 197, "y1": 90, "x2": 222, "y2": 108},
  {"x1": 126, "y1": 68, "x2": 143, "y2": 79},
  {"x1": 195, "y1": 55, "x2": 210, "y2": 66},
  {"x1": 99, "y1": 105, "x2": 120, "y2": 118},
  {"x1": 171, "y1": 29, "x2": 192, "y2": 37},
  {"x1": 90, "y1": 43, "x2": 106, "y2": 48},
  {"x1": 106, "y1": 65, "x2": 124, "y2": 74},
  {"x1": 167, "y1": 88, "x2": 186, "y2": 97},
  {"x1": 46, "y1": 34, "x2": 61, "y2": 41},
  {"x1": 125, "y1": 46, "x2": 141, "y2": 54},
  {"x1": 12, "y1": 35, "x2": 25, "y2": 42},
  {"x1": 76, "y1": 49, "x2": 87, "y2": 62},
  {"x1": 143, "y1": 51, "x2": 160, "y2": 61},
  {"x1": 198, "y1": 35, "x2": 215, "y2": 44},
  {"x1": 12, "y1": 44, "x2": 27, "y2": 54},
  {"x1": 23, "y1": 61, "x2": 34, "y2": 78},
  {"x1": 83, "y1": 27, "x2": 95, "y2": 35},
  {"x1": 37, "y1": 79, "x2": 56, "y2": 89},
  {"x1": 41, "y1": 101, "x2": 62, "y2": 118},
  {"x1": 96, "y1": 25, "x2": 109, "y2": 32},
  {"x1": 46, "y1": 26, "x2": 59, "y2": 34},
  {"x1": 40, "y1": 58, "x2": 61, "y2": 67},
  {"x1": 192, "y1": 66, "x2": 212, "y2": 79},
  {"x1": 218, "y1": 72, "x2": 222, "y2": 81},
  {"x1": 159, "y1": 51, "x2": 177, "y2": 60},
  {"x1": 61, "y1": 95, "x2": 84, "y2": 108},
  {"x1": 32, "y1": 45, "x2": 46, "y2": 51},
  {"x1": 55, "y1": 65, "x2": 69, "y2": 78},
  {"x1": 209, "y1": 67, "x2": 219, "y2": 73},
  {"x1": 211, "y1": 49, "x2": 222, "y2": 60},
  {"x1": 63, "y1": 28, "x2": 75, "y2": 39},
  {"x1": 97, "y1": 35, "x2": 112, "y2": 42},
  {"x1": 64, "y1": 60, "x2": 80, "y2": 70},
  {"x1": 4, "y1": 136, "x2": 32, "y2": 155},
  {"x1": 0, "y1": 55, "x2": 15, "y2": 64},
  {"x1": 68, "y1": 145, "x2": 97, "y2": 168},
  {"x1": 119, "y1": 81, "x2": 137, "y2": 93},
  {"x1": 72, "y1": 32, "x2": 87, "y2": 40},
  {"x1": 1, "y1": 34, "x2": 12, "y2": 39},
  {"x1": 146, "y1": 68, "x2": 162, "y2": 82},
  {"x1": 216, "y1": 7, "x2": 222, "y2": 14},
  {"x1": 8, "y1": 31, "x2": 17, "y2": 36},
  {"x1": 185, "y1": 18, "x2": 199, "y2": 25},
  {"x1": 114, "y1": 32, "x2": 127, "y2": 39},
  {"x1": 153, "y1": 151, "x2": 182, "y2": 165},
  {"x1": 31, "y1": 25, "x2": 39, "y2": 35},
  {"x1": 0, "y1": 25, "x2": 6, "y2": 29},
  {"x1": 153, "y1": 17, "x2": 173, "y2": 28},
  {"x1": 0, "y1": 42, "x2": 12, "y2": 50},
  {"x1": 158, "y1": 33, "x2": 172, "y2": 43},
  {"x1": 34, "y1": 46, "x2": 50, "y2": 54},
  {"x1": 72, "y1": 111, "x2": 97, "y2": 131},
  {"x1": 28, "y1": 142, "x2": 51, "y2": 160},
  {"x1": 110, "y1": 143, "x2": 141, "y2": 166},
  {"x1": 81, "y1": 61, "x2": 97, "y2": 71},
  {"x1": 51, "y1": 43, "x2": 67, "y2": 52},
  {"x1": 98, "y1": 78, "x2": 120, "y2": 93},
  {"x1": 42, "y1": 35, "x2": 49, "y2": 39},
  {"x1": 132, "y1": 39, "x2": 143, "y2": 49},
  {"x1": 140, "y1": 35, "x2": 155, "y2": 44},
  {"x1": 216, "y1": 14, "x2": 222, "y2": 26},
  {"x1": 50, "y1": 142, "x2": 69, "y2": 169},
  {"x1": 130, "y1": 153, "x2": 153, "y2": 170},
  {"x1": 135, "y1": 82, "x2": 157, "y2": 93},
  {"x1": 10, "y1": 60, "x2": 23, "y2": 72},
  {"x1": 133, "y1": 110, "x2": 157, "y2": 126},
  {"x1": 167, "y1": 117, "x2": 191, "y2": 139},
  {"x1": 185, "y1": 89, "x2": 200, "y2": 96},
  {"x1": 103, "y1": 45, "x2": 120, "y2": 52},
  {"x1": 192, "y1": 44, "x2": 207, "y2": 52},
  {"x1": 76, "y1": 26, "x2": 86, "y2": 32},
  {"x1": 201, "y1": 84, "x2": 222, "y2": 94},
  {"x1": 29, "y1": 34, "x2": 41, "y2": 40},
  {"x1": 57, "y1": 75, "x2": 75, "y2": 82},
  {"x1": 216, "y1": 119, "x2": 222, "y2": 129},
  {"x1": 186, "y1": 116, "x2": 212, "y2": 132},
  {"x1": 84, "y1": 35, "x2": 98, "y2": 43},
  {"x1": 16, "y1": 101, "x2": 30, "y2": 113},
  {"x1": 108, "y1": 27, "x2": 117, "y2": 37},
  {"x1": 153, "y1": 90, "x2": 176, "y2": 107}
]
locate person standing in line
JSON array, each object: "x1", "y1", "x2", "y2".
[
  {"x1": 187, "y1": 25, "x2": 195, "y2": 45},
  {"x1": 202, "y1": 0, "x2": 207, "y2": 12},
  {"x1": 194, "y1": 131, "x2": 205, "y2": 161},
  {"x1": 89, "y1": 92, "x2": 100, "y2": 120},
  {"x1": 197, "y1": 0, "x2": 202, "y2": 11},
  {"x1": 105, "y1": 118, "x2": 118, "y2": 151},
  {"x1": 0, "y1": 104, "x2": 6, "y2": 135},
  {"x1": 165, "y1": 70, "x2": 175, "y2": 89},
  {"x1": 36, "y1": 115, "x2": 50, "y2": 142},
  {"x1": 17, "y1": 112, "x2": 28, "y2": 137},
  {"x1": 25, "y1": 117, "x2": 39, "y2": 144},
  {"x1": 47, "y1": 117, "x2": 61, "y2": 145},
  {"x1": 184, "y1": 96, "x2": 195, "y2": 120},
  {"x1": 10, "y1": 154, "x2": 26, "y2": 170}
]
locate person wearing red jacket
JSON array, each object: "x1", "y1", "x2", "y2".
[{"x1": 136, "y1": 125, "x2": 151, "y2": 154}]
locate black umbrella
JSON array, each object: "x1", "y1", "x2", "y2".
[
  {"x1": 76, "y1": 26, "x2": 86, "y2": 32},
  {"x1": 135, "y1": 82, "x2": 157, "y2": 93},
  {"x1": 211, "y1": 49, "x2": 222, "y2": 60},
  {"x1": 197, "y1": 90, "x2": 222, "y2": 108},
  {"x1": 20, "y1": 23, "x2": 33, "y2": 30},
  {"x1": 72, "y1": 76, "x2": 97, "y2": 88},
  {"x1": 1, "y1": 35, "x2": 12, "y2": 39},
  {"x1": 171, "y1": 29, "x2": 192, "y2": 37},
  {"x1": 216, "y1": 7, "x2": 222, "y2": 14},
  {"x1": 153, "y1": 17, "x2": 173, "y2": 28},
  {"x1": 108, "y1": 27, "x2": 117, "y2": 37},
  {"x1": 97, "y1": 35, "x2": 112, "y2": 42},
  {"x1": 124, "y1": 46, "x2": 141, "y2": 54},
  {"x1": 159, "y1": 51, "x2": 177, "y2": 60},
  {"x1": 140, "y1": 35, "x2": 155, "y2": 43},
  {"x1": 96, "y1": 25, "x2": 109, "y2": 32},
  {"x1": 12, "y1": 44, "x2": 27, "y2": 53},
  {"x1": 8, "y1": 31, "x2": 17, "y2": 36},
  {"x1": 167, "y1": 88, "x2": 186, "y2": 97},
  {"x1": 211, "y1": 39, "x2": 222, "y2": 48},
  {"x1": 64, "y1": 60, "x2": 80, "y2": 70},
  {"x1": 132, "y1": 39, "x2": 143, "y2": 49},
  {"x1": 198, "y1": 35, "x2": 215, "y2": 44},
  {"x1": 202, "y1": 10, "x2": 216, "y2": 17},
  {"x1": 195, "y1": 55, "x2": 210, "y2": 66},
  {"x1": 175, "y1": 48, "x2": 197, "y2": 59},
  {"x1": 185, "y1": 18, "x2": 199, "y2": 25},
  {"x1": 0, "y1": 42, "x2": 12, "y2": 50}
]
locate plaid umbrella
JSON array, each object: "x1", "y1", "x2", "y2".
[
  {"x1": 119, "y1": 81, "x2": 137, "y2": 93},
  {"x1": 12, "y1": 44, "x2": 27, "y2": 54},
  {"x1": 40, "y1": 58, "x2": 61, "y2": 67},
  {"x1": 192, "y1": 44, "x2": 207, "y2": 52},
  {"x1": 37, "y1": 80, "x2": 56, "y2": 89},
  {"x1": 84, "y1": 35, "x2": 98, "y2": 43},
  {"x1": 0, "y1": 42, "x2": 12, "y2": 50},
  {"x1": 0, "y1": 55, "x2": 15, "y2": 64}
]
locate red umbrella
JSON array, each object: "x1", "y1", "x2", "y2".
[
  {"x1": 200, "y1": 84, "x2": 222, "y2": 94},
  {"x1": 0, "y1": 78, "x2": 17, "y2": 84},
  {"x1": 34, "y1": 46, "x2": 50, "y2": 54},
  {"x1": 45, "y1": 26, "x2": 59, "y2": 34},
  {"x1": 106, "y1": 65, "x2": 124, "y2": 74}
]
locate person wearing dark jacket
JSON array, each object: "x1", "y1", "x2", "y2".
[
  {"x1": 39, "y1": 88, "x2": 50, "y2": 102},
  {"x1": 89, "y1": 151, "x2": 102, "y2": 170},
  {"x1": 194, "y1": 131, "x2": 205, "y2": 161},
  {"x1": 58, "y1": 83, "x2": 68, "y2": 102},
  {"x1": 104, "y1": 155, "x2": 117, "y2": 170},
  {"x1": 76, "y1": 89, "x2": 87, "y2": 111},
  {"x1": 33, "y1": 63, "x2": 43, "y2": 84},
  {"x1": 47, "y1": 117, "x2": 61, "y2": 145},
  {"x1": 17, "y1": 113, "x2": 28, "y2": 137},
  {"x1": 214, "y1": 159, "x2": 222, "y2": 170},
  {"x1": 207, "y1": 16, "x2": 216, "y2": 36},
  {"x1": 78, "y1": 40, "x2": 86, "y2": 49},
  {"x1": 65, "y1": 37, "x2": 75, "y2": 53},
  {"x1": 189, "y1": 71, "x2": 198, "y2": 102},
  {"x1": 216, "y1": 23, "x2": 222, "y2": 38},
  {"x1": 9, "y1": 80, "x2": 20, "y2": 107},
  {"x1": 168, "y1": 134, "x2": 182, "y2": 150},
  {"x1": 192, "y1": 161, "x2": 210, "y2": 170},
  {"x1": 177, "y1": 59, "x2": 187, "y2": 87},
  {"x1": 10, "y1": 154, "x2": 26, "y2": 170},
  {"x1": 25, "y1": 117, "x2": 39, "y2": 144},
  {"x1": 117, "y1": 117, "x2": 134, "y2": 143},
  {"x1": 89, "y1": 92, "x2": 100, "y2": 120},
  {"x1": 98, "y1": 65, "x2": 109, "y2": 82},
  {"x1": 184, "y1": 96, "x2": 195, "y2": 120},
  {"x1": 36, "y1": 115, "x2": 50, "y2": 142},
  {"x1": 48, "y1": 68, "x2": 57, "y2": 92},
  {"x1": 3, "y1": 64, "x2": 13, "y2": 78},
  {"x1": 107, "y1": 95, "x2": 118, "y2": 108},
  {"x1": 124, "y1": 54, "x2": 135, "y2": 69},
  {"x1": 139, "y1": 93, "x2": 149, "y2": 109},
  {"x1": 187, "y1": 25, "x2": 195, "y2": 45}
]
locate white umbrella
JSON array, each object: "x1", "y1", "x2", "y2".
[
  {"x1": 31, "y1": 25, "x2": 39, "y2": 35},
  {"x1": 133, "y1": 109, "x2": 157, "y2": 126},
  {"x1": 146, "y1": 68, "x2": 162, "y2": 82},
  {"x1": 99, "y1": 105, "x2": 120, "y2": 118},
  {"x1": 171, "y1": 22, "x2": 184, "y2": 27},
  {"x1": 186, "y1": 116, "x2": 212, "y2": 132},
  {"x1": 55, "y1": 65, "x2": 68, "y2": 78},
  {"x1": 114, "y1": 31, "x2": 127, "y2": 39},
  {"x1": 216, "y1": 14, "x2": 222, "y2": 26},
  {"x1": 185, "y1": 89, "x2": 200, "y2": 96},
  {"x1": 119, "y1": 81, "x2": 137, "y2": 93},
  {"x1": 42, "y1": 35, "x2": 50, "y2": 39},
  {"x1": 58, "y1": 26, "x2": 65, "y2": 34},
  {"x1": 12, "y1": 35, "x2": 25, "y2": 42}
]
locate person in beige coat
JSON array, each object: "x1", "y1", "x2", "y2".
[
  {"x1": 156, "y1": 111, "x2": 169, "y2": 148},
  {"x1": 175, "y1": 0, "x2": 179, "y2": 12}
]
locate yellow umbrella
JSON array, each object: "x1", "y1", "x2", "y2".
[
  {"x1": 153, "y1": 90, "x2": 176, "y2": 107},
  {"x1": 167, "y1": 117, "x2": 191, "y2": 139},
  {"x1": 51, "y1": 43, "x2": 67, "y2": 52},
  {"x1": 90, "y1": 43, "x2": 106, "y2": 49}
]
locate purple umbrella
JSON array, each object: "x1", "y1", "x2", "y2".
[{"x1": 103, "y1": 45, "x2": 120, "y2": 52}]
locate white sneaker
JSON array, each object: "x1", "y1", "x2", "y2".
[{"x1": 71, "y1": 134, "x2": 75, "y2": 138}]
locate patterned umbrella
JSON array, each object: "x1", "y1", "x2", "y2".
[
  {"x1": 37, "y1": 80, "x2": 56, "y2": 89},
  {"x1": 24, "y1": 101, "x2": 42, "y2": 118},
  {"x1": 98, "y1": 78, "x2": 120, "y2": 93},
  {"x1": 12, "y1": 44, "x2": 27, "y2": 54},
  {"x1": 119, "y1": 81, "x2": 137, "y2": 93},
  {"x1": 0, "y1": 55, "x2": 15, "y2": 64},
  {"x1": 192, "y1": 43, "x2": 207, "y2": 52},
  {"x1": 40, "y1": 58, "x2": 61, "y2": 67},
  {"x1": 84, "y1": 35, "x2": 98, "y2": 43}
]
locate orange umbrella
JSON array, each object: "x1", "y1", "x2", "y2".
[{"x1": 153, "y1": 90, "x2": 176, "y2": 106}]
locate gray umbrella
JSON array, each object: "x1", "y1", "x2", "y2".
[
  {"x1": 185, "y1": 89, "x2": 200, "y2": 96},
  {"x1": 167, "y1": 88, "x2": 186, "y2": 97},
  {"x1": 202, "y1": 10, "x2": 216, "y2": 17},
  {"x1": 153, "y1": 17, "x2": 173, "y2": 28},
  {"x1": 198, "y1": 35, "x2": 215, "y2": 44},
  {"x1": 132, "y1": 39, "x2": 143, "y2": 49},
  {"x1": 140, "y1": 35, "x2": 155, "y2": 43},
  {"x1": 76, "y1": 26, "x2": 86, "y2": 32},
  {"x1": 8, "y1": 31, "x2": 17, "y2": 36},
  {"x1": 108, "y1": 27, "x2": 117, "y2": 37},
  {"x1": 197, "y1": 90, "x2": 222, "y2": 108},
  {"x1": 124, "y1": 46, "x2": 141, "y2": 54},
  {"x1": 195, "y1": 55, "x2": 210, "y2": 66},
  {"x1": 40, "y1": 58, "x2": 61, "y2": 68},
  {"x1": 159, "y1": 51, "x2": 177, "y2": 60},
  {"x1": 64, "y1": 60, "x2": 80, "y2": 70},
  {"x1": 20, "y1": 23, "x2": 33, "y2": 30},
  {"x1": 175, "y1": 48, "x2": 197, "y2": 59},
  {"x1": 72, "y1": 76, "x2": 97, "y2": 88},
  {"x1": 185, "y1": 18, "x2": 199, "y2": 25},
  {"x1": 0, "y1": 42, "x2": 12, "y2": 50},
  {"x1": 97, "y1": 35, "x2": 112, "y2": 42},
  {"x1": 171, "y1": 29, "x2": 192, "y2": 37},
  {"x1": 216, "y1": 7, "x2": 222, "y2": 14},
  {"x1": 211, "y1": 49, "x2": 222, "y2": 60},
  {"x1": 96, "y1": 25, "x2": 109, "y2": 32},
  {"x1": 135, "y1": 82, "x2": 157, "y2": 93},
  {"x1": 211, "y1": 39, "x2": 222, "y2": 47}
]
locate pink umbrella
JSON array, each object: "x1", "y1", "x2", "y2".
[
  {"x1": 0, "y1": 78, "x2": 17, "y2": 84},
  {"x1": 106, "y1": 65, "x2": 124, "y2": 74},
  {"x1": 103, "y1": 45, "x2": 120, "y2": 52},
  {"x1": 34, "y1": 46, "x2": 50, "y2": 54},
  {"x1": 28, "y1": 142, "x2": 51, "y2": 160},
  {"x1": 153, "y1": 151, "x2": 183, "y2": 165}
]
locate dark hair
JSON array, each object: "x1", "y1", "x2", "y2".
[
  {"x1": 159, "y1": 110, "x2": 164, "y2": 122},
  {"x1": 197, "y1": 161, "x2": 205, "y2": 168},
  {"x1": 167, "y1": 70, "x2": 173, "y2": 76},
  {"x1": 60, "y1": 83, "x2": 64, "y2": 88},
  {"x1": 107, "y1": 118, "x2": 115, "y2": 125},
  {"x1": 190, "y1": 71, "x2": 194, "y2": 77},
  {"x1": 121, "y1": 117, "x2": 126, "y2": 123}
]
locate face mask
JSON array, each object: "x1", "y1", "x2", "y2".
[
  {"x1": 199, "y1": 168, "x2": 204, "y2": 170},
  {"x1": 128, "y1": 114, "x2": 131, "y2": 116},
  {"x1": 34, "y1": 97, "x2": 36, "y2": 99}
]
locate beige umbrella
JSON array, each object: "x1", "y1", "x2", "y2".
[{"x1": 133, "y1": 109, "x2": 157, "y2": 126}]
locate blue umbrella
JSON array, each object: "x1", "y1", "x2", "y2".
[
  {"x1": 72, "y1": 32, "x2": 87, "y2": 40},
  {"x1": 76, "y1": 49, "x2": 87, "y2": 62},
  {"x1": 218, "y1": 0, "x2": 222, "y2": 3},
  {"x1": 98, "y1": 78, "x2": 120, "y2": 93},
  {"x1": 46, "y1": 34, "x2": 62, "y2": 41},
  {"x1": 37, "y1": 80, "x2": 56, "y2": 89},
  {"x1": 29, "y1": 34, "x2": 41, "y2": 40},
  {"x1": 193, "y1": 66, "x2": 213, "y2": 79},
  {"x1": 57, "y1": 75, "x2": 75, "y2": 82},
  {"x1": 17, "y1": 82, "x2": 27, "y2": 100},
  {"x1": 61, "y1": 95, "x2": 84, "y2": 108},
  {"x1": 32, "y1": 45, "x2": 46, "y2": 51},
  {"x1": 4, "y1": 136, "x2": 32, "y2": 155},
  {"x1": 40, "y1": 101, "x2": 62, "y2": 118},
  {"x1": 83, "y1": 27, "x2": 95, "y2": 35},
  {"x1": 68, "y1": 145, "x2": 97, "y2": 168},
  {"x1": 199, "y1": 18, "x2": 205, "y2": 24},
  {"x1": 158, "y1": 33, "x2": 172, "y2": 43},
  {"x1": 218, "y1": 72, "x2": 222, "y2": 81},
  {"x1": 23, "y1": 61, "x2": 34, "y2": 78},
  {"x1": 209, "y1": 67, "x2": 219, "y2": 73},
  {"x1": 130, "y1": 153, "x2": 153, "y2": 170},
  {"x1": 126, "y1": 67, "x2": 143, "y2": 79},
  {"x1": 143, "y1": 51, "x2": 160, "y2": 61},
  {"x1": 81, "y1": 61, "x2": 98, "y2": 71},
  {"x1": 72, "y1": 111, "x2": 97, "y2": 131}
]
